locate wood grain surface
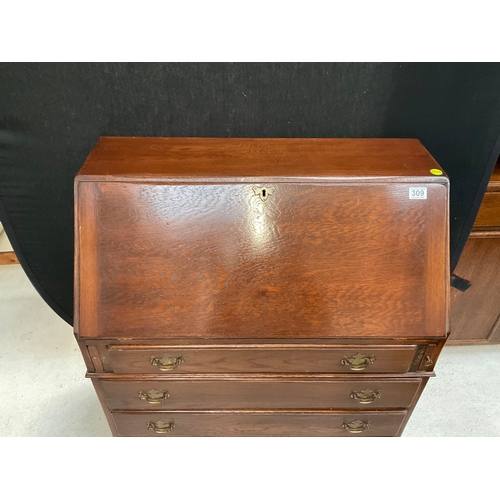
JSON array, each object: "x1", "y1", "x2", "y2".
[
  {"x1": 0, "y1": 252, "x2": 18, "y2": 265},
  {"x1": 78, "y1": 137, "x2": 446, "y2": 181},
  {"x1": 76, "y1": 180, "x2": 448, "y2": 339},
  {"x1": 99, "y1": 377, "x2": 422, "y2": 410},
  {"x1": 111, "y1": 409, "x2": 407, "y2": 437},
  {"x1": 450, "y1": 237, "x2": 500, "y2": 342},
  {"x1": 474, "y1": 192, "x2": 500, "y2": 228},
  {"x1": 106, "y1": 344, "x2": 418, "y2": 374}
]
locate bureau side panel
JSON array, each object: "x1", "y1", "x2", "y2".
[
  {"x1": 425, "y1": 183, "x2": 449, "y2": 338},
  {"x1": 75, "y1": 181, "x2": 100, "y2": 337}
]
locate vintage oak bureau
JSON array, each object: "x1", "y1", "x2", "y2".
[{"x1": 74, "y1": 137, "x2": 449, "y2": 437}]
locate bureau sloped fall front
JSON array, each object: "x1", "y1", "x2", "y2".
[{"x1": 74, "y1": 137, "x2": 449, "y2": 437}]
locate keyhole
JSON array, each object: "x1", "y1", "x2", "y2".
[{"x1": 253, "y1": 185, "x2": 274, "y2": 201}]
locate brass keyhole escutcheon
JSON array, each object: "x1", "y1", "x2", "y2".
[{"x1": 253, "y1": 185, "x2": 275, "y2": 202}]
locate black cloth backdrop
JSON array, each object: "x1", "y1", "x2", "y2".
[{"x1": 0, "y1": 63, "x2": 499, "y2": 326}]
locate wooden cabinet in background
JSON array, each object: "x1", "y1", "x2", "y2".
[{"x1": 449, "y1": 162, "x2": 500, "y2": 344}]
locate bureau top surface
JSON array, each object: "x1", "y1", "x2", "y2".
[{"x1": 76, "y1": 137, "x2": 447, "y2": 182}]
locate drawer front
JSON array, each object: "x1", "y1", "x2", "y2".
[
  {"x1": 107, "y1": 345, "x2": 418, "y2": 374},
  {"x1": 99, "y1": 378, "x2": 422, "y2": 410},
  {"x1": 474, "y1": 192, "x2": 500, "y2": 228},
  {"x1": 111, "y1": 410, "x2": 407, "y2": 437}
]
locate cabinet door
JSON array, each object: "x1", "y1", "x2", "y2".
[{"x1": 450, "y1": 237, "x2": 500, "y2": 343}]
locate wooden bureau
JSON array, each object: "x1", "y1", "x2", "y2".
[{"x1": 74, "y1": 137, "x2": 449, "y2": 437}]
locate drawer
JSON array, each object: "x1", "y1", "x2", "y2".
[
  {"x1": 111, "y1": 410, "x2": 408, "y2": 436},
  {"x1": 474, "y1": 192, "x2": 500, "y2": 228},
  {"x1": 99, "y1": 377, "x2": 422, "y2": 410},
  {"x1": 107, "y1": 344, "x2": 418, "y2": 374}
]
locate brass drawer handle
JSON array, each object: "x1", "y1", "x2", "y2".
[
  {"x1": 147, "y1": 420, "x2": 175, "y2": 434},
  {"x1": 342, "y1": 419, "x2": 370, "y2": 434},
  {"x1": 350, "y1": 389, "x2": 382, "y2": 404},
  {"x1": 138, "y1": 389, "x2": 170, "y2": 404},
  {"x1": 341, "y1": 353, "x2": 375, "y2": 371},
  {"x1": 150, "y1": 355, "x2": 184, "y2": 371}
]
